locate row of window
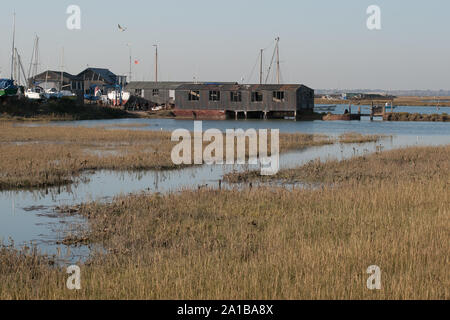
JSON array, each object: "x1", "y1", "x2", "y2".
[
  {"x1": 188, "y1": 91, "x2": 285, "y2": 103},
  {"x1": 135, "y1": 89, "x2": 160, "y2": 97},
  {"x1": 71, "y1": 81, "x2": 83, "y2": 90},
  {"x1": 133, "y1": 89, "x2": 288, "y2": 102}
]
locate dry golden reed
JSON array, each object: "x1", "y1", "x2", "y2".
[
  {"x1": 0, "y1": 145, "x2": 448, "y2": 300},
  {"x1": 0, "y1": 123, "x2": 382, "y2": 190}
]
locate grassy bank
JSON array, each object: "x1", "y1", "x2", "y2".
[
  {"x1": 224, "y1": 145, "x2": 448, "y2": 184},
  {"x1": 0, "y1": 145, "x2": 448, "y2": 299},
  {"x1": 0, "y1": 98, "x2": 133, "y2": 121},
  {"x1": 315, "y1": 96, "x2": 450, "y2": 107},
  {"x1": 0, "y1": 124, "x2": 179, "y2": 190},
  {"x1": 384, "y1": 112, "x2": 448, "y2": 122},
  {"x1": 128, "y1": 110, "x2": 176, "y2": 119},
  {"x1": 0, "y1": 124, "x2": 377, "y2": 191}
]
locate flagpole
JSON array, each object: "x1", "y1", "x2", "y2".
[
  {"x1": 153, "y1": 44, "x2": 158, "y2": 83},
  {"x1": 126, "y1": 43, "x2": 132, "y2": 82}
]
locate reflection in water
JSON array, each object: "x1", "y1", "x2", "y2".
[
  {"x1": 316, "y1": 104, "x2": 450, "y2": 116},
  {"x1": 22, "y1": 114, "x2": 450, "y2": 137},
  {"x1": 0, "y1": 134, "x2": 449, "y2": 263}
]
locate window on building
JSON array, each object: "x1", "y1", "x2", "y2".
[
  {"x1": 251, "y1": 92, "x2": 263, "y2": 102},
  {"x1": 188, "y1": 90, "x2": 200, "y2": 101},
  {"x1": 230, "y1": 91, "x2": 242, "y2": 102},
  {"x1": 135, "y1": 89, "x2": 143, "y2": 96},
  {"x1": 152, "y1": 89, "x2": 159, "y2": 96},
  {"x1": 209, "y1": 90, "x2": 220, "y2": 102},
  {"x1": 273, "y1": 91, "x2": 285, "y2": 102}
]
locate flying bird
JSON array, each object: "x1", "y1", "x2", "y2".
[{"x1": 118, "y1": 24, "x2": 127, "y2": 32}]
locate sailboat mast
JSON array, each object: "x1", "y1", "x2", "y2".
[
  {"x1": 15, "y1": 48, "x2": 27, "y2": 86},
  {"x1": 259, "y1": 49, "x2": 263, "y2": 85},
  {"x1": 10, "y1": 12, "x2": 16, "y2": 80},
  {"x1": 60, "y1": 47, "x2": 64, "y2": 90},
  {"x1": 276, "y1": 37, "x2": 280, "y2": 85},
  {"x1": 34, "y1": 36, "x2": 40, "y2": 80},
  {"x1": 45, "y1": 60, "x2": 49, "y2": 90},
  {"x1": 28, "y1": 37, "x2": 36, "y2": 81},
  {"x1": 155, "y1": 45, "x2": 158, "y2": 83},
  {"x1": 28, "y1": 35, "x2": 40, "y2": 82}
]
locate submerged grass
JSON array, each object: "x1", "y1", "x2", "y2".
[
  {"x1": 0, "y1": 123, "x2": 384, "y2": 191},
  {"x1": 338, "y1": 132, "x2": 387, "y2": 144},
  {"x1": 224, "y1": 145, "x2": 448, "y2": 184},
  {"x1": 0, "y1": 124, "x2": 177, "y2": 190},
  {"x1": 0, "y1": 145, "x2": 448, "y2": 299},
  {"x1": 384, "y1": 112, "x2": 449, "y2": 122},
  {"x1": 315, "y1": 95, "x2": 450, "y2": 107}
]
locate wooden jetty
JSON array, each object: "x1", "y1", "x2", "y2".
[{"x1": 323, "y1": 101, "x2": 395, "y2": 121}]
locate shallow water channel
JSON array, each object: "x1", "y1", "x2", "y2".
[{"x1": 1, "y1": 121, "x2": 450, "y2": 263}]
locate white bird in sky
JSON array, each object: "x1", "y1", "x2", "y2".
[{"x1": 118, "y1": 24, "x2": 127, "y2": 32}]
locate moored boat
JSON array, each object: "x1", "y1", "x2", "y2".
[
  {"x1": 0, "y1": 79, "x2": 18, "y2": 97},
  {"x1": 42, "y1": 88, "x2": 76, "y2": 100},
  {"x1": 107, "y1": 90, "x2": 130, "y2": 106},
  {"x1": 25, "y1": 86, "x2": 44, "y2": 100},
  {"x1": 314, "y1": 105, "x2": 337, "y2": 112},
  {"x1": 60, "y1": 90, "x2": 77, "y2": 101}
]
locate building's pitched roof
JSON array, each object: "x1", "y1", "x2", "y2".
[
  {"x1": 126, "y1": 81, "x2": 191, "y2": 90},
  {"x1": 32, "y1": 70, "x2": 80, "y2": 80},
  {"x1": 176, "y1": 83, "x2": 310, "y2": 91},
  {"x1": 77, "y1": 68, "x2": 118, "y2": 84},
  {"x1": 126, "y1": 81, "x2": 238, "y2": 90}
]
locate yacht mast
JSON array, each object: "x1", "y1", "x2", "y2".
[
  {"x1": 276, "y1": 37, "x2": 280, "y2": 85},
  {"x1": 259, "y1": 49, "x2": 263, "y2": 85},
  {"x1": 28, "y1": 35, "x2": 40, "y2": 82},
  {"x1": 10, "y1": 12, "x2": 16, "y2": 80},
  {"x1": 15, "y1": 48, "x2": 27, "y2": 86},
  {"x1": 60, "y1": 47, "x2": 64, "y2": 90}
]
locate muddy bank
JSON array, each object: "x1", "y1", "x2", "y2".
[{"x1": 0, "y1": 97, "x2": 135, "y2": 121}]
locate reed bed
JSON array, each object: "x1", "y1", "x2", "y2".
[
  {"x1": 384, "y1": 113, "x2": 448, "y2": 122},
  {"x1": 224, "y1": 145, "x2": 448, "y2": 184},
  {"x1": 338, "y1": 132, "x2": 387, "y2": 144},
  {"x1": 316, "y1": 95, "x2": 450, "y2": 107},
  {"x1": 0, "y1": 123, "x2": 383, "y2": 191},
  {"x1": 0, "y1": 124, "x2": 177, "y2": 190},
  {"x1": 0, "y1": 145, "x2": 448, "y2": 300}
]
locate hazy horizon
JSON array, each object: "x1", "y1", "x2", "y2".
[{"x1": 1, "y1": 0, "x2": 449, "y2": 90}]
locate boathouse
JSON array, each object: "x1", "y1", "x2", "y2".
[
  {"x1": 29, "y1": 70, "x2": 84, "y2": 96},
  {"x1": 125, "y1": 82, "x2": 188, "y2": 106},
  {"x1": 77, "y1": 68, "x2": 127, "y2": 95},
  {"x1": 125, "y1": 81, "x2": 239, "y2": 107},
  {"x1": 173, "y1": 83, "x2": 314, "y2": 119}
]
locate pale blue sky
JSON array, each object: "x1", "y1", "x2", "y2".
[{"x1": 0, "y1": 0, "x2": 449, "y2": 90}]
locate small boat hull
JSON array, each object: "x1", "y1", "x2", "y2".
[{"x1": 107, "y1": 91, "x2": 130, "y2": 106}]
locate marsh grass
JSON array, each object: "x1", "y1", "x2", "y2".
[
  {"x1": 0, "y1": 124, "x2": 178, "y2": 190},
  {"x1": 315, "y1": 95, "x2": 450, "y2": 107},
  {"x1": 384, "y1": 113, "x2": 449, "y2": 122},
  {"x1": 224, "y1": 145, "x2": 449, "y2": 185},
  {"x1": 338, "y1": 132, "x2": 387, "y2": 144},
  {"x1": 0, "y1": 123, "x2": 384, "y2": 190},
  {"x1": 0, "y1": 145, "x2": 448, "y2": 299}
]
